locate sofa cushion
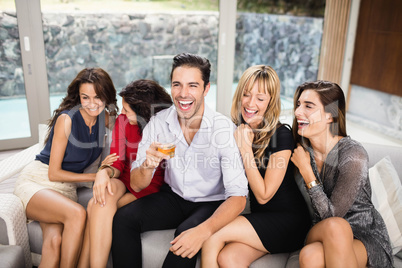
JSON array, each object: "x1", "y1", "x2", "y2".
[
  {"x1": 141, "y1": 229, "x2": 175, "y2": 267},
  {"x1": 27, "y1": 221, "x2": 42, "y2": 255},
  {"x1": 363, "y1": 143, "x2": 402, "y2": 178},
  {"x1": 395, "y1": 255, "x2": 402, "y2": 267},
  {"x1": 77, "y1": 187, "x2": 93, "y2": 209},
  {"x1": 0, "y1": 244, "x2": 25, "y2": 268},
  {"x1": 250, "y1": 252, "x2": 289, "y2": 268},
  {"x1": 369, "y1": 156, "x2": 402, "y2": 254},
  {"x1": 285, "y1": 250, "x2": 300, "y2": 268},
  {"x1": 0, "y1": 217, "x2": 8, "y2": 245}
]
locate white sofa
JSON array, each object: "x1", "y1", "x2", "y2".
[{"x1": 0, "y1": 141, "x2": 402, "y2": 268}]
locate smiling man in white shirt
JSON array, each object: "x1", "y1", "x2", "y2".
[{"x1": 111, "y1": 53, "x2": 248, "y2": 268}]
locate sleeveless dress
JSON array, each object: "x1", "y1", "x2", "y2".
[
  {"x1": 243, "y1": 125, "x2": 311, "y2": 253},
  {"x1": 14, "y1": 108, "x2": 105, "y2": 209}
]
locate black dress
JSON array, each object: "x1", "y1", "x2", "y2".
[{"x1": 243, "y1": 125, "x2": 311, "y2": 253}]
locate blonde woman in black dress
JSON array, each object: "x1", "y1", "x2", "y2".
[
  {"x1": 201, "y1": 65, "x2": 311, "y2": 267},
  {"x1": 291, "y1": 81, "x2": 393, "y2": 267}
]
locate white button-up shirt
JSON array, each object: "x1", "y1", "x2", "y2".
[{"x1": 131, "y1": 105, "x2": 248, "y2": 202}]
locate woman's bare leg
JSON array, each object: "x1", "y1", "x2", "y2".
[
  {"x1": 26, "y1": 189, "x2": 86, "y2": 268},
  {"x1": 201, "y1": 216, "x2": 267, "y2": 268},
  {"x1": 77, "y1": 214, "x2": 91, "y2": 268},
  {"x1": 218, "y1": 242, "x2": 267, "y2": 268},
  {"x1": 87, "y1": 179, "x2": 130, "y2": 268},
  {"x1": 299, "y1": 242, "x2": 325, "y2": 268},
  {"x1": 39, "y1": 222, "x2": 63, "y2": 268},
  {"x1": 78, "y1": 179, "x2": 137, "y2": 268},
  {"x1": 299, "y1": 217, "x2": 367, "y2": 268}
]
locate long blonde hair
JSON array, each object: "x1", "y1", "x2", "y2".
[{"x1": 231, "y1": 65, "x2": 281, "y2": 162}]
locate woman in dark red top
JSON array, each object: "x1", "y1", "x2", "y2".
[{"x1": 78, "y1": 79, "x2": 172, "y2": 268}]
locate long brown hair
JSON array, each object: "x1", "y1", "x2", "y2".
[
  {"x1": 292, "y1": 80, "x2": 347, "y2": 146},
  {"x1": 45, "y1": 67, "x2": 118, "y2": 143},
  {"x1": 231, "y1": 65, "x2": 281, "y2": 162}
]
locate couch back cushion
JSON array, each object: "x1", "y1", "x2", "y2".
[
  {"x1": 362, "y1": 142, "x2": 402, "y2": 180},
  {"x1": 369, "y1": 156, "x2": 402, "y2": 254}
]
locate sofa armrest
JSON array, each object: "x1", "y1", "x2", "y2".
[
  {"x1": 0, "y1": 194, "x2": 32, "y2": 268},
  {"x1": 0, "y1": 143, "x2": 42, "y2": 184}
]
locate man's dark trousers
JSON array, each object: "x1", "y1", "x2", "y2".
[{"x1": 112, "y1": 184, "x2": 222, "y2": 268}]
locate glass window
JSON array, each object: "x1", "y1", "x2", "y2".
[
  {"x1": 234, "y1": 0, "x2": 325, "y2": 124},
  {"x1": 40, "y1": 0, "x2": 219, "y2": 112},
  {"x1": 0, "y1": 2, "x2": 31, "y2": 140}
]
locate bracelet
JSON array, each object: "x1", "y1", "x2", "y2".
[
  {"x1": 306, "y1": 180, "x2": 320, "y2": 189},
  {"x1": 97, "y1": 164, "x2": 115, "y2": 178}
]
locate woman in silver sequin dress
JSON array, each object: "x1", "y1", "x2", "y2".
[{"x1": 291, "y1": 81, "x2": 393, "y2": 268}]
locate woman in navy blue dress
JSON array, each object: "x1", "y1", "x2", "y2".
[{"x1": 14, "y1": 68, "x2": 117, "y2": 268}]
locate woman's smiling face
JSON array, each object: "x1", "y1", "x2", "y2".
[
  {"x1": 295, "y1": 89, "x2": 332, "y2": 139},
  {"x1": 121, "y1": 98, "x2": 137, "y2": 125},
  {"x1": 79, "y1": 83, "x2": 105, "y2": 117},
  {"x1": 241, "y1": 81, "x2": 271, "y2": 129}
]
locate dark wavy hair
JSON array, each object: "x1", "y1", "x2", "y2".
[
  {"x1": 119, "y1": 79, "x2": 173, "y2": 134},
  {"x1": 45, "y1": 67, "x2": 118, "y2": 143},
  {"x1": 170, "y1": 52, "x2": 211, "y2": 89},
  {"x1": 292, "y1": 80, "x2": 347, "y2": 147}
]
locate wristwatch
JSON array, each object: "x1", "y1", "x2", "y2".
[{"x1": 306, "y1": 180, "x2": 320, "y2": 189}]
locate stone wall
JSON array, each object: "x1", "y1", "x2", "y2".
[
  {"x1": 235, "y1": 13, "x2": 322, "y2": 97},
  {"x1": 0, "y1": 12, "x2": 25, "y2": 96},
  {"x1": 0, "y1": 11, "x2": 323, "y2": 98}
]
